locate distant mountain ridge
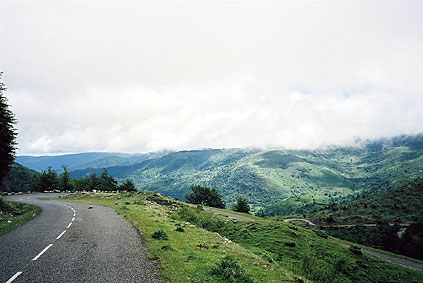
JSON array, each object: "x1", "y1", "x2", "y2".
[
  {"x1": 16, "y1": 151, "x2": 171, "y2": 172},
  {"x1": 16, "y1": 134, "x2": 423, "y2": 213},
  {"x1": 68, "y1": 135, "x2": 423, "y2": 213}
]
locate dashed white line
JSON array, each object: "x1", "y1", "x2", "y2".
[
  {"x1": 6, "y1": 271, "x2": 22, "y2": 283},
  {"x1": 32, "y1": 244, "x2": 53, "y2": 261},
  {"x1": 67, "y1": 222, "x2": 72, "y2": 229},
  {"x1": 56, "y1": 230, "x2": 67, "y2": 240},
  {"x1": 71, "y1": 217, "x2": 75, "y2": 222}
]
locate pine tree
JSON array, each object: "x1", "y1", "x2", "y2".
[{"x1": 0, "y1": 73, "x2": 17, "y2": 185}]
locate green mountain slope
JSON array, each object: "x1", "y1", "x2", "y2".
[
  {"x1": 69, "y1": 135, "x2": 423, "y2": 213},
  {"x1": 309, "y1": 178, "x2": 423, "y2": 225},
  {"x1": 0, "y1": 163, "x2": 40, "y2": 193}
]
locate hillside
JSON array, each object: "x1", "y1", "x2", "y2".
[
  {"x1": 0, "y1": 163, "x2": 39, "y2": 193},
  {"x1": 62, "y1": 192, "x2": 423, "y2": 282},
  {"x1": 69, "y1": 135, "x2": 423, "y2": 213},
  {"x1": 309, "y1": 178, "x2": 423, "y2": 225},
  {"x1": 16, "y1": 152, "x2": 148, "y2": 172}
]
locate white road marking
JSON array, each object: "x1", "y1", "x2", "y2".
[
  {"x1": 32, "y1": 244, "x2": 53, "y2": 261},
  {"x1": 56, "y1": 230, "x2": 67, "y2": 240},
  {"x1": 71, "y1": 217, "x2": 75, "y2": 222},
  {"x1": 6, "y1": 271, "x2": 22, "y2": 283},
  {"x1": 67, "y1": 222, "x2": 72, "y2": 229},
  {"x1": 73, "y1": 212, "x2": 76, "y2": 217}
]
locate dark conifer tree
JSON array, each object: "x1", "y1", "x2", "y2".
[{"x1": 0, "y1": 73, "x2": 17, "y2": 185}]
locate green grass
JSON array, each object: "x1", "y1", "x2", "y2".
[
  {"x1": 309, "y1": 178, "x2": 423, "y2": 225},
  {"x1": 61, "y1": 192, "x2": 300, "y2": 282},
  {"x1": 0, "y1": 198, "x2": 42, "y2": 235},
  {"x1": 63, "y1": 192, "x2": 423, "y2": 283},
  {"x1": 174, "y1": 205, "x2": 423, "y2": 283}
]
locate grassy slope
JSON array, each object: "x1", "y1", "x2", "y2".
[
  {"x1": 63, "y1": 192, "x2": 423, "y2": 283},
  {"x1": 308, "y1": 178, "x2": 423, "y2": 225},
  {"x1": 62, "y1": 192, "x2": 299, "y2": 282},
  {"x1": 0, "y1": 198, "x2": 42, "y2": 235},
  {"x1": 68, "y1": 135, "x2": 423, "y2": 215}
]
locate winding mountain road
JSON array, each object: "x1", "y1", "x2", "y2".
[{"x1": 1, "y1": 194, "x2": 160, "y2": 283}]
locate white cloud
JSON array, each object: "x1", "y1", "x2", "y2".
[{"x1": 1, "y1": 1, "x2": 423, "y2": 154}]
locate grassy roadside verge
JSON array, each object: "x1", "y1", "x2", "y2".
[
  {"x1": 0, "y1": 199, "x2": 42, "y2": 236},
  {"x1": 61, "y1": 192, "x2": 300, "y2": 282}
]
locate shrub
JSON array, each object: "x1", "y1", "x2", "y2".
[
  {"x1": 152, "y1": 230, "x2": 168, "y2": 240},
  {"x1": 175, "y1": 227, "x2": 185, "y2": 232},
  {"x1": 185, "y1": 185, "x2": 225, "y2": 208},
  {"x1": 211, "y1": 256, "x2": 252, "y2": 283},
  {"x1": 349, "y1": 245, "x2": 362, "y2": 255},
  {"x1": 232, "y1": 196, "x2": 250, "y2": 214}
]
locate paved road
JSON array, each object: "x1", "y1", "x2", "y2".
[
  {"x1": 203, "y1": 207, "x2": 254, "y2": 221},
  {"x1": 1, "y1": 194, "x2": 160, "y2": 283}
]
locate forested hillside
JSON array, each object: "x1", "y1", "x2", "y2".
[
  {"x1": 0, "y1": 163, "x2": 39, "y2": 193},
  {"x1": 69, "y1": 135, "x2": 423, "y2": 213}
]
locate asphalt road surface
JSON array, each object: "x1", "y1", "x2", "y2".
[{"x1": 1, "y1": 194, "x2": 161, "y2": 283}]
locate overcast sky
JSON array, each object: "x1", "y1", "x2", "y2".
[{"x1": 1, "y1": 0, "x2": 423, "y2": 155}]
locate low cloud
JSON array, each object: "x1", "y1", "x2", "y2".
[{"x1": 1, "y1": 1, "x2": 422, "y2": 154}]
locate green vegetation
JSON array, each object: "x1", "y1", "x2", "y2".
[
  {"x1": 0, "y1": 163, "x2": 39, "y2": 193},
  {"x1": 323, "y1": 224, "x2": 423, "y2": 260},
  {"x1": 152, "y1": 230, "x2": 168, "y2": 240},
  {"x1": 185, "y1": 185, "x2": 226, "y2": 208},
  {"x1": 66, "y1": 135, "x2": 423, "y2": 215},
  {"x1": 0, "y1": 198, "x2": 41, "y2": 235},
  {"x1": 0, "y1": 73, "x2": 17, "y2": 187},
  {"x1": 32, "y1": 166, "x2": 60, "y2": 192},
  {"x1": 63, "y1": 192, "x2": 423, "y2": 283},
  {"x1": 211, "y1": 256, "x2": 253, "y2": 283},
  {"x1": 31, "y1": 167, "x2": 138, "y2": 193},
  {"x1": 303, "y1": 178, "x2": 423, "y2": 260},
  {"x1": 232, "y1": 196, "x2": 250, "y2": 214},
  {"x1": 174, "y1": 205, "x2": 423, "y2": 283},
  {"x1": 309, "y1": 178, "x2": 423, "y2": 225},
  {"x1": 62, "y1": 192, "x2": 296, "y2": 282}
]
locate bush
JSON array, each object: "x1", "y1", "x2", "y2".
[
  {"x1": 175, "y1": 227, "x2": 185, "y2": 232},
  {"x1": 349, "y1": 245, "x2": 362, "y2": 255},
  {"x1": 232, "y1": 196, "x2": 250, "y2": 214},
  {"x1": 152, "y1": 230, "x2": 168, "y2": 240},
  {"x1": 185, "y1": 185, "x2": 225, "y2": 208},
  {"x1": 211, "y1": 256, "x2": 252, "y2": 283}
]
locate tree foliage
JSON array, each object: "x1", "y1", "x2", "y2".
[
  {"x1": 0, "y1": 73, "x2": 17, "y2": 185},
  {"x1": 32, "y1": 166, "x2": 60, "y2": 192},
  {"x1": 232, "y1": 196, "x2": 250, "y2": 214},
  {"x1": 60, "y1": 165, "x2": 74, "y2": 191},
  {"x1": 118, "y1": 179, "x2": 137, "y2": 192},
  {"x1": 185, "y1": 185, "x2": 225, "y2": 208}
]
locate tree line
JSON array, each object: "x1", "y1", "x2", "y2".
[{"x1": 31, "y1": 166, "x2": 137, "y2": 193}]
